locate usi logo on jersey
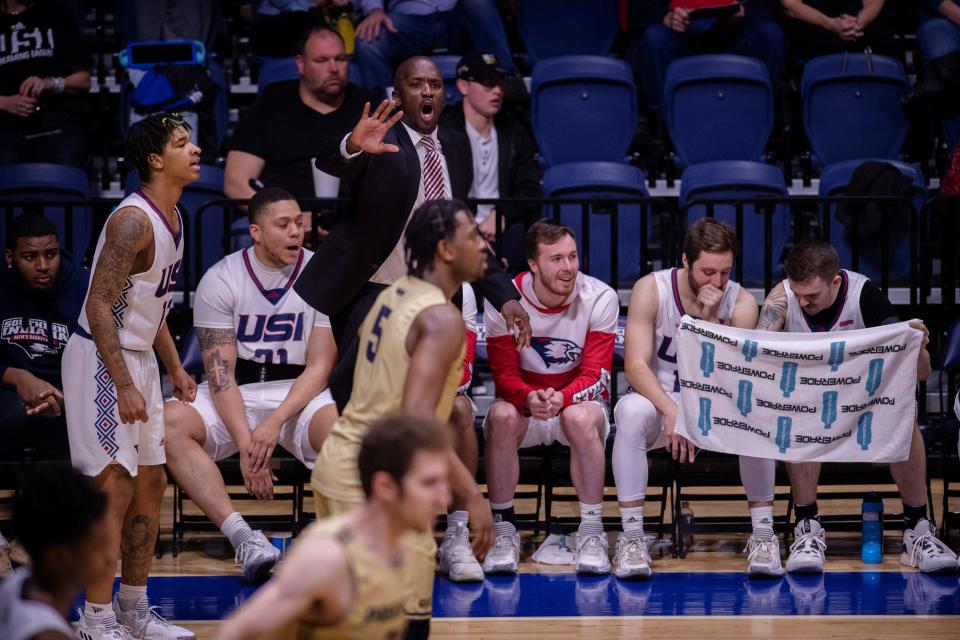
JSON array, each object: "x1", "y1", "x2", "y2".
[
  {"x1": 237, "y1": 313, "x2": 305, "y2": 343},
  {"x1": 531, "y1": 337, "x2": 582, "y2": 368},
  {"x1": 155, "y1": 259, "x2": 182, "y2": 297}
]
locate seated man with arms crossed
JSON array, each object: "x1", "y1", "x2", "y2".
[
  {"x1": 165, "y1": 187, "x2": 338, "y2": 581},
  {"x1": 482, "y1": 219, "x2": 619, "y2": 576}
]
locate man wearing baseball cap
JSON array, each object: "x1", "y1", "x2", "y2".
[{"x1": 441, "y1": 51, "x2": 541, "y2": 272}]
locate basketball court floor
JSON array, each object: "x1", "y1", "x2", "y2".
[{"x1": 61, "y1": 482, "x2": 960, "y2": 639}]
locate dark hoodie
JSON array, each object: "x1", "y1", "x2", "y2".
[{"x1": 0, "y1": 256, "x2": 87, "y2": 390}]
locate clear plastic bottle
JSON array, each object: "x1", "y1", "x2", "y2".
[
  {"x1": 679, "y1": 501, "x2": 695, "y2": 549},
  {"x1": 861, "y1": 491, "x2": 883, "y2": 564}
]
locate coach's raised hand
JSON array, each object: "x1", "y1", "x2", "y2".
[{"x1": 344, "y1": 100, "x2": 404, "y2": 155}]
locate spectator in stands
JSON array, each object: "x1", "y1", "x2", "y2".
[
  {"x1": 440, "y1": 51, "x2": 542, "y2": 272},
  {"x1": 353, "y1": 0, "x2": 516, "y2": 89},
  {"x1": 250, "y1": 0, "x2": 354, "y2": 59},
  {"x1": 780, "y1": 0, "x2": 901, "y2": 60},
  {"x1": 0, "y1": 214, "x2": 86, "y2": 460},
  {"x1": 121, "y1": 0, "x2": 216, "y2": 46},
  {"x1": 482, "y1": 220, "x2": 619, "y2": 576},
  {"x1": 916, "y1": 1, "x2": 960, "y2": 64},
  {"x1": 164, "y1": 187, "x2": 338, "y2": 582},
  {"x1": 0, "y1": 0, "x2": 91, "y2": 167},
  {"x1": 225, "y1": 25, "x2": 379, "y2": 202},
  {"x1": 626, "y1": 0, "x2": 785, "y2": 110}
]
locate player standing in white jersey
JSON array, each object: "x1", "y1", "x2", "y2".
[
  {"x1": 613, "y1": 219, "x2": 781, "y2": 579},
  {"x1": 164, "y1": 187, "x2": 338, "y2": 582},
  {"x1": 63, "y1": 113, "x2": 199, "y2": 640},
  {"x1": 757, "y1": 239, "x2": 957, "y2": 574}
]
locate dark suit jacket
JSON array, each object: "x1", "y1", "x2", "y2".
[
  {"x1": 439, "y1": 103, "x2": 543, "y2": 227},
  {"x1": 294, "y1": 121, "x2": 520, "y2": 316}
]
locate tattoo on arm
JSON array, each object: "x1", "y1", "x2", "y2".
[
  {"x1": 197, "y1": 328, "x2": 237, "y2": 394},
  {"x1": 87, "y1": 210, "x2": 150, "y2": 388},
  {"x1": 756, "y1": 285, "x2": 788, "y2": 331}
]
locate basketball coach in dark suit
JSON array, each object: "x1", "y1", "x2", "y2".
[{"x1": 294, "y1": 56, "x2": 531, "y2": 408}]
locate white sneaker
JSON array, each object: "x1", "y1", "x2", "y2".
[
  {"x1": 235, "y1": 530, "x2": 281, "y2": 582},
  {"x1": 482, "y1": 531, "x2": 521, "y2": 574},
  {"x1": 901, "y1": 519, "x2": 959, "y2": 574},
  {"x1": 438, "y1": 521, "x2": 484, "y2": 582},
  {"x1": 746, "y1": 534, "x2": 784, "y2": 577},
  {"x1": 113, "y1": 596, "x2": 195, "y2": 640},
  {"x1": 575, "y1": 532, "x2": 611, "y2": 575},
  {"x1": 786, "y1": 519, "x2": 826, "y2": 574},
  {"x1": 75, "y1": 610, "x2": 134, "y2": 640},
  {"x1": 613, "y1": 535, "x2": 652, "y2": 579}
]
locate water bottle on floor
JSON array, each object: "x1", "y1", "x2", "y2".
[{"x1": 861, "y1": 491, "x2": 883, "y2": 564}]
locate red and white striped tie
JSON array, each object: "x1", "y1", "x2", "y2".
[{"x1": 419, "y1": 136, "x2": 446, "y2": 200}]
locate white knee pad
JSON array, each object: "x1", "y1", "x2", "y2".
[
  {"x1": 739, "y1": 455, "x2": 776, "y2": 503},
  {"x1": 612, "y1": 393, "x2": 664, "y2": 502}
]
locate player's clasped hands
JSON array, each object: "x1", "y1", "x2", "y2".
[
  {"x1": 527, "y1": 388, "x2": 561, "y2": 421},
  {"x1": 248, "y1": 416, "x2": 282, "y2": 474},
  {"x1": 241, "y1": 449, "x2": 277, "y2": 501}
]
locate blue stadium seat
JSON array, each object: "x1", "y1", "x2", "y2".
[
  {"x1": 664, "y1": 55, "x2": 773, "y2": 168},
  {"x1": 802, "y1": 53, "x2": 909, "y2": 166},
  {"x1": 679, "y1": 161, "x2": 789, "y2": 286},
  {"x1": 0, "y1": 163, "x2": 92, "y2": 261},
  {"x1": 517, "y1": 0, "x2": 620, "y2": 64},
  {"x1": 432, "y1": 55, "x2": 463, "y2": 106},
  {"x1": 179, "y1": 326, "x2": 203, "y2": 373},
  {"x1": 257, "y1": 56, "x2": 299, "y2": 94},
  {"x1": 818, "y1": 159, "x2": 925, "y2": 283},
  {"x1": 542, "y1": 161, "x2": 650, "y2": 286},
  {"x1": 126, "y1": 164, "x2": 228, "y2": 287},
  {"x1": 531, "y1": 56, "x2": 636, "y2": 167}
]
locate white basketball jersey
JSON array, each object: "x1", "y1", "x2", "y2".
[
  {"x1": 78, "y1": 191, "x2": 183, "y2": 351},
  {"x1": 784, "y1": 269, "x2": 867, "y2": 333},
  {"x1": 193, "y1": 247, "x2": 329, "y2": 365},
  {"x1": 0, "y1": 567, "x2": 74, "y2": 640},
  {"x1": 651, "y1": 268, "x2": 741, "y2": 394}
]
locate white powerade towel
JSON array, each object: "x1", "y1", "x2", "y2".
[{"x1": 674, "y1": 315, "x2": 922, "y2": 463}]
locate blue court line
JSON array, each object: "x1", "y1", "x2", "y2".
[{"x1": 69, "y1": 571, "x2": 960, "y2": 621}]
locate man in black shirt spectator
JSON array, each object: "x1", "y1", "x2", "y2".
[
  {"x1": 0, "y1": 0, "x2": 91, "y2": 167},
  {"x1": 439, "y1": 51, "x2": 541, "y2": 272},
  {"x1": 0, "y1": 214, "x2": 86, "y2": 459},
  {"x1": 626, "y1": 0, "x2": 785, "y2": 110},
  {"x1": 225, "y1": 25, "x2": 379, "y2": 202}
]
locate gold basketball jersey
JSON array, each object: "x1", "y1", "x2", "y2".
[
  {"x1": 271, "y1": 515, "x2": 407, "y2": 640},
  {"x1": 311, "y1": 276, "x2": 464, "y2": 501}
]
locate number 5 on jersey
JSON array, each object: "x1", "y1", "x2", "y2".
[{"x1": 366, "y1": 305, "x2": 392, "y2": 363}]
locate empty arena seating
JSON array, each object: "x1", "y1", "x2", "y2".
[
  {"x1": 0, "y1": 163, "x2": 93, "y2": 261},
  {"x1": 664, "y1": 55, "x2": 774, "y2": 168},
  {"x1": 802, "y1": 53, "x2": 910, "y2": 167},
  {"x1": 516, "y1": 0, "x2": 620, "y2": 64},
  {"x1": 531, "y1": 55, "x2": 636, "y2": 167},
  {"x1": 542, "y1": 161, "x2": 653, "y2": 286},
  {"x1": 679, "y1": 160, "x2": 790, "y2": 288}
]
